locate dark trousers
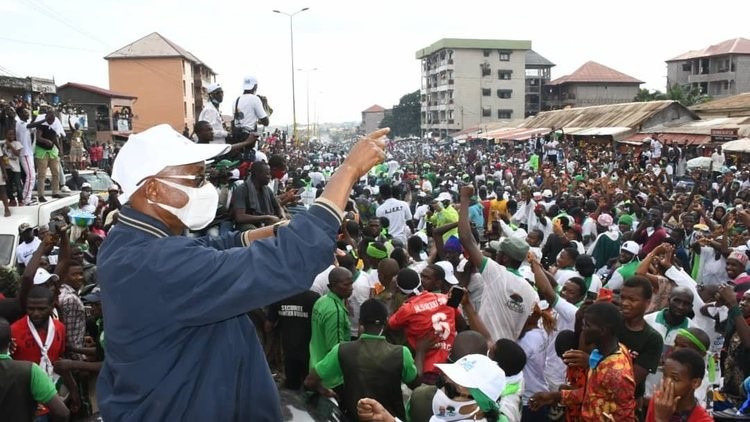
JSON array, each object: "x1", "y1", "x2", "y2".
[
  {"x1": 6, "y1": 169, "x2": 23, "y2": 202},
  {"x1": 283, "y1": 355, "x2": 309, "y2": 390},
  {"x1": 522, "y1": 404, "x2": 549, "y2": 421}
]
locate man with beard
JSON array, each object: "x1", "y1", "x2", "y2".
[
  {"x1": 644, "y1": 287, "x2": 697, "y2": 397},
  {"x1": 634, "y1": 207, "x2": 668, "y2": 258},
  {"x1": 198, "y1": 83, "x2": 228, "y2": 144},
  {"x1": 603, "y1": 241, "x2": 641, "y2": 290}
]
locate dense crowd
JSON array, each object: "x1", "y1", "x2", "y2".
[{"x1": 0, "y1": 76, "x2": 749, "y2": 422}]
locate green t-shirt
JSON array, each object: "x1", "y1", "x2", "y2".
[
  {"x1": 0, "y1": 353, "x2": 57, "y2": 403},
  {"x1": 314, "y1": 334, "x2": 417, "y2": 389},
  {"x1": 309, "y1": 292, "x2": 351, "y2": 374}
]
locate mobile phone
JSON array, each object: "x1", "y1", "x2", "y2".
[
  {"x1": 447, "y1": 286, "x2": 465, "y2": 308},
  {"x1": 586, "y1": 291, "x2": 597, "y2": 301}
]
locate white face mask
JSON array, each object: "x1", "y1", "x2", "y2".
[
  {"x1": 430, "y1": 388, "x2": 481, "y2": 422},
  {"x1": 150, "y1": 178, "x2": 218, "y2": 230}
]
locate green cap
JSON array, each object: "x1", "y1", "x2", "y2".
[
  {"x1": 618, "y1": 214, "x2": 634, "y2": 226},
  {"x1": 215, "y1": 159, "x2": 239, "y2": 169}
]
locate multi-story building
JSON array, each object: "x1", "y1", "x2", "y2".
[
  {"x1": 57, "y1": 82, "x2": 137, "y2": 142},
  {"x1": 105, "y1": 32, "x2": 216, "y2": 133},
  {"x1": 361, "y1": 104, "x2": 386, "y2": 134},
  {"x1": 545, "y1": 61, "x2": 643, "y2": 109},
  {"x1": 416, "y1": 38, "x2": 554, "y2": 137},
  {"x1": 666, "y1": 38, "x2": 750, "y2": 99}
]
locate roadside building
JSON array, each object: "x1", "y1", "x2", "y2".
[
  {"x1": 545, "y1": 61, "x2": 643, "y2": 109},
  {"x1": 667, "y1": 38, "x2": 750, "y2": 100},
  {"x1": 57, "y1": 82, "x2": 137, "y2": 143}
]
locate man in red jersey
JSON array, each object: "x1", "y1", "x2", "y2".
[{"x1": 388, "y1": 268, "x2": 458, "y2": 384}]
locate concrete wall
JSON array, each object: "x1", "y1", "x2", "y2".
[
  {"x1": 452, "y1": 48, "x2": 525, "y2": 129},
  {"x1": 108, "y1": 57, "x2": 186, "y2": 132},
  {"x1": 568, "y1": 84, "x2": 640, "y2": 107},
  {"x1": 362, "y1": 111, "x2": 385, "y2": 134}
]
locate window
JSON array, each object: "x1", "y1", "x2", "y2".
[
  {"x1": 498, "y1": 50, "x2": 511, "y2": 61},
  {"x1": 483, "y1": 49, "x2": 491, "y2": 57},
  {"x1": 482, "y1": 88, "x2": 491, "y2": 96},
  {"x1": 497, "y1": 89, "x2": 512, "y2": 99},
  {"x1": 183, "y1": 80, "x2": 186, "y2": 96},
  {"x1": 482, "y1": 107, "x2": 491, "y2": 117},
  {"x1": 481, "y1": 63, "x2": 491, "y2": 77},
  {"x1": 498, "y1": 70, "x2": 512, "y2": 80},
  {"x1": 497, "y1": 109, "x2": 513, "y2": 119},
  {"x1": 184, "y1": 101, "x2": 187, "y2": 117},
  {"x1": 681, "y1": 63, "x2": 691, "y2": 72}
]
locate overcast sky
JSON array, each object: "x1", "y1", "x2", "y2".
[{"x1": 1, "y1": 0, "x2": 746, "y2": 127}]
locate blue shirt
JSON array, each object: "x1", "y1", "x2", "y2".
[
  {"x1": 469, "y1": 202, "x2": 485, "y2": 229},
  {"x1": 96, "y1": 201, "x2": 342, "y2": 421}
]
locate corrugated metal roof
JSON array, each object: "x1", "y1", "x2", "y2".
[
  {"x1": 624, "y1": 133, "x2": 711, "y2": 145},
  {"x1": 637, "y1": 116, "x2": 750, "y2": 137},
  {"x1": 58, "y1": 82, "x2": 137, "y2": 99},
  {"x1": 525, "y1": 50, "x2": 555, "y2": 68},
  {"x1": 416, "y1": 38, "x2": 531, "y2": 59},
  {"x1": 567, "y1": 127, "x2": 633, "y2": 137},
  {"x1": 547, "y1": 61, "x2": 643, "y2": 85},
  {"x1": 105, "y1": 32, "x2": 213, "y2": 72},
  {"x1": 520, "y1": 101, "x2": 696, "y2": 130},
  {"x1": 690, "y1": 92, "x2": 750, "y2": 115},
  {"x1": 667, "y1": 38, "x2": 750, "y2": 62}
]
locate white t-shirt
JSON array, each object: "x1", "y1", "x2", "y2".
[
  {"x1": 198, "y1": 101, "x2": 228, "y2": 144},
  {"x1": 581, "y1": 217, "x2": 598, "y2": 246},
  {"x1": 349, "y1": 271, "x2": 371, "y2": 337},
  {"x1": 644, "y1": 310, "x2": 697, "y2": 398},
  {"x1": 310, "y1": 265, "x2": 334, "y2": 296},
  {"x1": 376, "y1": 198, "x2": 413, "y2": 244},
  {"x1": 518, "y1": 328, "x2": 549, "y2": 403},
  {"x1": 414, "y1": 204, "x2": 430, "y2": 231},
  {"x1": 15, "y1": 118, "x2": 34, "y2": 158},
  {"x1": 308, "y1": 171, "x2": 325, "y2": 188},
  {"x1": 478, "y1": 258, "x2": 539, "y2": 341},
  {"x1": 652, "y1": 140, "x2": 663, "y2": 158},
  {"x1": 3, "y1": 140, "x2": 22, "y2": 172},
  {"x1": 232, "y1": 93, "x2": 268, "y2": 132},
  {"x1": 544, "y1": 294, "x2": 579, "y2": 391},
  {"x1": 16, "y1": 237, "x2": 41, "y2": 265}
]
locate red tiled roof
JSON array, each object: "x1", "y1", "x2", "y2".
[
  {"x1": 667, "y1": 38, "x2": 750, "y2": 62},
  {"x1": 362, "y1": 104, "x2": 385, "y2": 113},
  {"x1": 58, "y1": 82, "x2": 137, "y2": 99},
  {"x1": 547, "y1": 61, "x2": 643, "y2": 85}
]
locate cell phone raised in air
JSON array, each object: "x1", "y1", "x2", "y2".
[
  {"x1": 585, "y1": 291, "x2": 598, "y2": 302},
  {"x1": 447, "y1": 286, "x2": 465, "y2": 308}
]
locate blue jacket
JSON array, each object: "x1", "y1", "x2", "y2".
[{"x1": 96, "y1": 202, "x2": 342, "y2": 421}]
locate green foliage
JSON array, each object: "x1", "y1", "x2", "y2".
[
  {"x1": 634, "y1": 88, "x2": 668, "y2": 102},
  {"x1": 0, "y1": 267, "x2": 20, "y2": 298},
  {"x1": 379, "y1": 90, "x2": 421, "y2": 138},
  {"x1": 666, "y1": 84, "x2": 712, "y2": 106}
]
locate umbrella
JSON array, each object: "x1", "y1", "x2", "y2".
[
  {"x1": 686, "y1": 156, "x2": 713, "y2": 171},
  {"x1": 721, "y1": 138, "x2": 750, "y2": 153}
]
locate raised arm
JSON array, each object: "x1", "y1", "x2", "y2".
[{"x1": 458, "y1": 186, "x2": 484, "y2": 268}]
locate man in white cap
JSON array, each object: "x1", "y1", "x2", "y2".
[
  {"x1": 96, "y1": 124, "x2": 389, "y2": 421},
  {"x1": 231, "y1": 75, "x2": 269, "y2": 161},
  {"x1": 198, "y1": 82, "x2": 228, "y2": 144}
]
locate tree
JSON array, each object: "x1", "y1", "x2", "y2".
[
  {"x1": 666, "y1": 83, "x2": 712, "y2": 107},
  {"x1": 379, "y1": 90, "x2": 420, "y2": 138},
  {"x1": 634, "y1": 88, "x2": 668, "y2": 102}
]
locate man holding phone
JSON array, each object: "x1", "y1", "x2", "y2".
[{"x1": 387, "y1": 268, "x2": 458, "y2": 384}]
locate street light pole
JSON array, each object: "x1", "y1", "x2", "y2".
[
  {"x1": 297, "y1": 67, "x2": 317, "y2": 143},
  {"x1": 273, "y1": 7, "x2": 309, "y2": 146}
]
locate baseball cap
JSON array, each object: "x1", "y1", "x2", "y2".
[
  {"x1": 435, "y1": 354, "x2": 506, "y2": 401},
  {"x1": 490, "y1": 237, "x2": 530, "y2": 262},
  {"x1": 229, "y1": 169, "x2": 240, "y2": 180},
  {"x1": 34, "y1": 268, "x2": 59, "y2": 285},
  {"x1": 396, "y1": 268, "x2": 421, "y2": 295},
  {"x1": 542, "y1": 189, "x2": 553, "y2": 198},
  {"x1": 621, "y1": 240, "x2": 640, "y2": 256},
  {"x1": 435, "y1": 261, "x2": 459, "y2": 285},
  {"x1": 18, "y1": 223, "x2": 32, "y2": 233},
  {"x1": 443, "y1": 236, "x2": 463, "y2": 254},
  {"x1": 108, "y1": 184, "x2": 120, "y2": 192},
  {"x1": 112, "y1": 124, "x2": 230, "y2": 203},
  {"x1": 728, "y1": 250, "x2": 748, "y2": 266},
  {"x1": 242, "y1": 75, "x2": 258, "y2": 91},
  {"x1": 215, "y1": 159, "x2": 239, "y2": 170},
  {"x1": 206, "y1": 83, "x2": 222, "y2": 94},
  {"x1": 436, "y1": 192, "x2": 452, "y2": 202},
  {"x1": 81, "y1": 182, "x2": 92, "y2": 189}
]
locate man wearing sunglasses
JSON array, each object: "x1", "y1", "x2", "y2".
[{"x1": 96, "y1": 124, "x2": 389, "y2": 421}]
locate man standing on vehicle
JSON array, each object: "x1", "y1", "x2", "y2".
[
  {"x1": 14, "y1": 108, "x2": 35, "y2": 205},
  {"x1": 96, "y1": 124, "x2": 389, "y2": 421},
  {"x1": 198, "y1": 83, "x2": 228, "y2": 144},
  {"x1": 231, "y1": 75, "x2": 269, "y2": 162}
]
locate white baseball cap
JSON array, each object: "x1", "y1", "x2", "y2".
[
  {"x1": 435, "y1": 261, "x2": 459, "y2": 285},
  {"x1": 621, "y1": 240, "x2": 640, "y2": 256},
  {"x1": 435, "y1": 354, "x2": 506, "y2": 401},
  {"x1": 206, "y1": 83, "x2": 222, "y2": 94},
  {"x1": 242, "y1": 75, "x2": 258, "y2": 91},
  {"x1": 112, "y1": 124, "x2": 230, "y2": 203},
  {"x1": 542, "y1": 189, "x2": 553, "y2": 198},
  {"x1": 436, "y1": 192, "x2": 452, "y2": 202},
  {"x1": 34, "y1": 268, "x2": 59, "y2": 285},
  {"x1": 229, "y1": 169, "x2": 240, "y2": 180}
]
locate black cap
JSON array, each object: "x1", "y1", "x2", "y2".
[{"x1": 359, "y1": 299, "x2": 388, "y2": 325}]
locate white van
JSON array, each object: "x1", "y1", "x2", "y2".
[{"x1": 0, "y1": 195, "x2": 81, "y2": 268}]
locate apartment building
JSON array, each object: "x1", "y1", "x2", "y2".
[
  {"x1": 105, "y1": 32, "x2": 216, "y2": 133},
  {"x1": 545, "y1": 61, "x2": 643, "y2": 109},
  {"x1": 666, "y1": 38, "x2": 750, "y2": 100},
  {"x1": 361, "y1": 104, "x2": 386, "y2": 134},
  {"x1": 416, "y1": 38, "x2": 553, "y2": 137}
]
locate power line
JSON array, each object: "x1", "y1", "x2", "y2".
[
  {"x1": 0, "y1": 36, "x2": 101, "y2": 53},
  {"x1": 0, "y1": 65, "x2": 22, "y2": 77}
]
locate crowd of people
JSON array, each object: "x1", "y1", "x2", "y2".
[{"x1": 1, "y1": 74, "x2": 750, "y2": 422}]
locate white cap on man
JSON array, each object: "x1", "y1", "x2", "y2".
[
  {"x1": 206, "y1": 83, "x2": 222, "y2": 94},
  {"x1": 242, "y1": 75, "x2": 258, "y2": 91},
  {"x1": 112, "y1": 124, "x2": 230, "y2": 203}
]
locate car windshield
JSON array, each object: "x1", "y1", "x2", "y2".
[
  {"x1": 81, "y1": 172, "x2": 114, "y2": 191},
  {"x1": 0, "y1": 234, "x2": 15, "y2": 267}
]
